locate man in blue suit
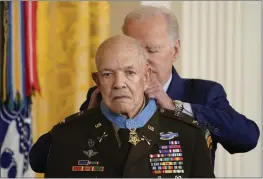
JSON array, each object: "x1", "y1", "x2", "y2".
[{"x1": 80, "y1": 6, "x2": 260, "y2": 169}]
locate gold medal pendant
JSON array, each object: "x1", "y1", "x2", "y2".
[{"x1": 128, "y1": 129, "x2": 141, "y2": 146}]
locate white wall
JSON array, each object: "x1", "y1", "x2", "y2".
[{"x1": 178, "y1": 1, "x2": 261, "y2": 177}]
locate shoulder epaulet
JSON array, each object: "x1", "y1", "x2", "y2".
[
  {"x1": 158, "y1": 107, "x2": 200, "y2": 128},
  {"x1": 49, "y1": 112, "x2": 81, "y2": 134},
  {"x1": 50, "y1": 109, "x2": 96, "y2": 134},
  {"x1": 57, "y1": 107, "x2": 99, "y2": 125},
  {"x1": 61, "y1": 111, "x2": 84, "y2": 124}
]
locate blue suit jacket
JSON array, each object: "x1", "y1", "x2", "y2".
[{"x1": 80, "y1": 67, "x2": 260, "y2": 168}]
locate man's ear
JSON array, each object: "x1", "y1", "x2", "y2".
[
  {"x1": 92, "y1": 72, "x2": 100, "y2": 87},
  {"x1": 143, "y1": 63, "x2": 152, "y2": 90},
  {"x1": 172, "y1": 39, "x2": 180, "y2": 63}
]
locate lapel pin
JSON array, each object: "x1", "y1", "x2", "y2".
[
  {"x1": 141, "y1": 135, "x2": 151, "y2": 145},
  {"x1": 148, "y1": 125, "x2": 155, "y2": 131},
  {"x1": 88, "y1": 139, "x2": 95, "y2": 148},
  {"x1": 97, "y1": 132, "x2": 108, "y2": 142},
  {"x1": 83, "y1": 149, "x2": 98, "y2": 158},
  {"x1": 95, "y1": 123, "x2": 102, "y2": 128}
]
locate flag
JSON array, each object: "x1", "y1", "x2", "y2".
[
  {"x1": 24, "y1": 1, "x2": 40, "y2": 96},
  {"x1": 0, "y1": 2, "x2": 4, "y2": 101},
  {"x1": 0, "y1": 1, "x2": 37, "y2": 177},
  {"x1": 0, "y1": 100, "x2": 33, "y2": 177}
]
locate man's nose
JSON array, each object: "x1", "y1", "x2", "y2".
[
  {"x1": 146, "y1": 61, "x2": 155, "y2": 72},
  {"x1": 147, "y1": 56, "x2": 154, "y2": 65},
  {"x1": 113, "y1": 73, "x2": 126, "y2": 89}
]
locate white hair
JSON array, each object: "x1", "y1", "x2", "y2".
[{"x1": 122, "y1": 5, "x2": 180, "y2": 44}]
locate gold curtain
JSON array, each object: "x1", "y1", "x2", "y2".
[{"x1": 32, "y1": 2, "x2": 109, "y2": 176}]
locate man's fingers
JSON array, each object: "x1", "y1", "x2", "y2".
[
  {"x1": 146, "y1": 92, "x2": 156, "y2": 99},
  {"x1": 145, "y1": 86, "x2": 161, "y2": 94},
  {"x1": 145, "y1": 88, "x2": 160, "y2": 99},
  {"x1": 92, "y1": 87, "x2": 100, "y2": 96},
  {"x1": 88, "y1": 88, "x2": 101, "y2": 109},
  {"x1": 146, "y1": 83, "x2": 162, "y2": 91},
  {"x1": 149, "y1": 72, "x2": 160, "y2": 83},
  {"x1": 90, "y1": 88, "x2": 100, "y2": 101}
]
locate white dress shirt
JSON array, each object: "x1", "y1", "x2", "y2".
[{"x1": 163, "y1": 74, "x2": 195, "y2": 118}]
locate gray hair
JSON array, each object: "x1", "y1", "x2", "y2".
[{"x1": 122, "y1": 6, "x2": 180, "y2": 44}]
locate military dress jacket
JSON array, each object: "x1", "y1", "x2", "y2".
[{"x1": 29, "y1": 107, "x2": 215, "y2": 178}]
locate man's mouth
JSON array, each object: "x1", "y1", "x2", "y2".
[{"x1": 113, "y1": 96, "x2": 130, "y2": 100}]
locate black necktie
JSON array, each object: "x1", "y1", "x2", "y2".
[{"x1": 118, "y1": 129, "x2": 131, "y2": 169}]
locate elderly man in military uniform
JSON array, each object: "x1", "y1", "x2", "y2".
[{"x1": 29, "y1": 35, "x2": 215, "y2": 178}]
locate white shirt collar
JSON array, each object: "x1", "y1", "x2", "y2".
[{"x1": 163, "y1": 74, "x2": 172, "y2": 92}]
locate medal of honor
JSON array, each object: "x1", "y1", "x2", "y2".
[{"x1": 128, "y1": 129, "x2": 141, "y2": 145}]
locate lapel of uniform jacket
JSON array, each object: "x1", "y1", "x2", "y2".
[
  {"x1": 124, "y1": 111, "x2": 160, "y2": 170},
  {"x1": 83, "y1": 107, "x2": 121, "y2": 171}
]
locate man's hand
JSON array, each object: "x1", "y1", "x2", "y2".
[
  {"x1": 88, "y1": 87, "x2": 101, "y2": 109},
  {"x1": 145, "y1": 73, "x2": 175, "y2": 110}
]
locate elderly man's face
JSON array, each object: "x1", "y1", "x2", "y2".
[
  {"x1": 95, "y1": 41, "x2": 150, "y2": 118},
  {"x1": 124, "y1": 15, "x2": 180, "y2": 86}
]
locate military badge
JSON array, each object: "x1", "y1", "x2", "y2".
[
  {"x1": 149, "y1": 139, "x2": 184, "y2": 177},
  {"x1": 128, "y1": 129, "x2": 141, "y2": 145},
  {"x1": 88, "y1": 139, "x2": 95, "y2": 148},
  {"x1": 97, "y1": 132, "x2": 108, "y2": 143},
  {"x1": 160, "y1": 132, "x2": 178, "y2": 140},
  {"x1": 148, "y1": 125, "x2": 155, "y2": 131},
  {"x1": 205, "y1": 129, "x2": 212, "y2": 150},
  {"x1": 95, "y1": 123, "x2": 102, "y2": 128},
  {"x1": 78, "y1": 160, "x2": 99, "y2": 165},
  {"x1": 72, "y1": 166, "x2": 104, "y2": 172},
  {"x1": 73, "y1": 159, "x2": 103, "y2": 172},
  {"x1": 83, "y1": 149, "x2": 98, "y2": 158},
  {"x1": 141, "y1": 135, "x2": 151, "y2": 145}
]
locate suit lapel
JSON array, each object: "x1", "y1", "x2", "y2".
[
  {"x1": 124, "y1": 111, "x2": 160, "y2": 169},
  {"x1": 167, "y1": 67, "x2": 187, "y2": 101},
  {"x1": 83, "y1": 108, "x2": 121, "y2": 169}
]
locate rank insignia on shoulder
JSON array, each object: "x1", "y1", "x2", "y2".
[
  {"x1": 175, "y1": 115, "x2": 200, "y2": 129},
  {"x1": 58, "y1": 111, "x2": 83, "y2": 125},
  {"x1": 59, "y1": 119, "x2": 66, "y2": 125},
  {"x1": 192, "y1": 120, "x2": 199, "y2": 125}
]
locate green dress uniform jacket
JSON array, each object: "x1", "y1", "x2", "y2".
[{"x1": 29, "y1": 107, "x2": 215, "y2": 178}]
